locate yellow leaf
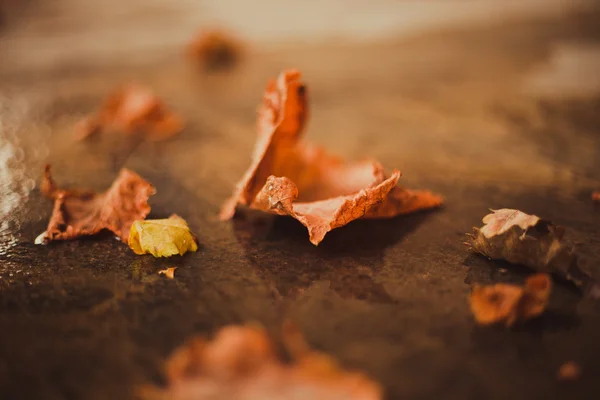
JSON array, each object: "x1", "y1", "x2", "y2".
[{"x1": 128, "y1": 215, "x2": 198, "y2": 257}]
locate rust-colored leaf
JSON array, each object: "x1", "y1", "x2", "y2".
[
  {"x1": 140, "y1": 324, "x2": 382, "y2": 400},
  {"x1": 187, "y1": 29, "x2": 241, "y2": 71},
  {"x1": 36, "y1": 165, "x2": 155, "y2": 244},
  {"x1": 470, "y1": 273, "x2": 552, "y2": 326},
  {"x1": 75, "y1": 84, "x2": 184, "y2": 141},
  {"x1": 557, "y1": 361, "x2": 581, "y2": 381},
  {"x1": 220, "y1": 70, "x2": 442, "y2": 245}
]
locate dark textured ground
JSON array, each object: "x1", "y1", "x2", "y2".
[{"x1": 1, "y1": 3, "x2": 600, "y2": 400}]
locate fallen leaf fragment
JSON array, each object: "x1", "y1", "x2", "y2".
[
  {"x1": 36, "y1": 165, "x2": 155, "y2": 244},
  {"x1": 141, "y1": 324, "x2": 382, "y2": 400},
  {"x1": 220, "y1": 70, "x2": 442, "y2": 245},
  {"x1": 470, "y1": 273, "x2": 552, "y2": 326},
  {"x1": 75, "y1": 84, "x2": 184, "y2": 141},
  {"x1": 158, "y1": 267, "x2": 178, "y2": 279},
  {"x1": 187, "y1": 29, "x2": 241, "y2": 70},
  {"x1": 557, "y1": 361, "x2": 581, "y2": 381},
  {"x1": 468, "y1": 209, "x2": 598, "y2": 291},
  {"x1": 129, "y1": 215, "x2": 198, "y2": 257},
  {"x1": 593, "y1": 191, "x2": 600, "y2": 202}
]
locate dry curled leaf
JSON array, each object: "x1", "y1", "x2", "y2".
[
  {"x1": 75, "y1": 84, "x2": 184, "y2": 141},
  {"x1": 467, "y1": 209, "x2": 599, "y2": 292},
  {"x1": 36, "y1": 165, "x2": 155, "y2": 244},
  {"x1": 187, "y1": 29, "x2": 241, "y2": 71},
  {"x1": 140, "y1": 324, "x2": 382, "y2": 400},
  {"x1": 470, "y1": 273, "x2": 552, "y2": 326},
  {"x1": 220, "y1": 70, "x2": 442, "y2": 245},
  {"x1": 158, "y1": 267, "x2": 178, "y2": 279},
  {"x1": 129, "y1": 215, "x2": 198, "y2": 257},
  {"x1": 557, "y1": 361, "x2": 581, "y2": 381}
]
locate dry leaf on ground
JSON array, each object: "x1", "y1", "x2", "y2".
[
  {"x1": 557, "y1": 361, "x2": 581, "y2": 381},
  {"x1": 140, "y1": 324, "x2": 382, "y2": 400},
  {"x1": 129, "y1": 215, "x2": 198, "y2": 257},
  {"x1": 158, "y1": 267, "x2": 178, "y2": 279},
  {"x1": 75, "y1": 84, "x2": 184, "y2": 141},
  {"x1": 470, "y1": 273, "x2": 552, "y2": 326},
  {"x1": 220, "y1": 70, "x2": 442, "y2": 245},
  {"x1": 36, "y1": 165, "x2": 155, "y2": 244},
  {"x1": 466, "y1": 208, "x2": 600, "y2": 291},
  {"x1": 187, "y1": 29, "x2": 241, "y2": 70}
]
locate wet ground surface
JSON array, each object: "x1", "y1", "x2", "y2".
[{"x1": 1, "y1": 3, "x2": 600, "y2": 400}]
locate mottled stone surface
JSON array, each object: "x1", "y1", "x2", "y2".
[{"x1": 1, "y1": 3, "x2": 600, "y2": 400}]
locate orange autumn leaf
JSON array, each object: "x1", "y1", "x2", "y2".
[
  {"x1": 140, "y1": 324, "x2": 382, "y2": 400},
  {"x1": 36, "y1": 165, "x2": 155, "y2": 244},
  {"x1": 557, "y1": 361, "x2": 581, "y2": 381},
  {"x1": 75, "y1": 84, "x2": 184, "y2": 141},
  {"x1": 220, "y1": 70, "x2": 442, "y2": 245},
  {"x1": 470, "y1": 273, "x2": 552, "y2": 326}
]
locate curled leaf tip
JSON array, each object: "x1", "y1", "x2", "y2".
[{"x1": 34, "y1": 232, "x2": 48, "y2": 245}]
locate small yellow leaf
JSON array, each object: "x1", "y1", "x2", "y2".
[{"x1": 128, "y1": 215, "x2": 198, "y2": 257}]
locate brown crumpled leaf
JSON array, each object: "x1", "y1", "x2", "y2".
[
  {"x1": 467, "y1": 208, "x2": 600, "y2": 293},
  {"x1": 36, "y1": 165, "x2": 155, "y2": 244},
  {"x1": 470, "y1": 273, "x2": 552, "y2": 326},
  {"x1": 220, "y1": 70, "x2": 442, "y2": 245},
  {"x1": 140, "y1": 323, "x2": 382, "y2": 400},
  {"x1": 75, "y1": 84, "x2": 184, "y2": 141},
  {"x1": 187, "y1": 29, "x2": 241, "y2": 71}
]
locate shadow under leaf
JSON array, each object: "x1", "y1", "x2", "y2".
[{"x1": 232, "y1": 210, "x2": 435, "y2": 304}]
